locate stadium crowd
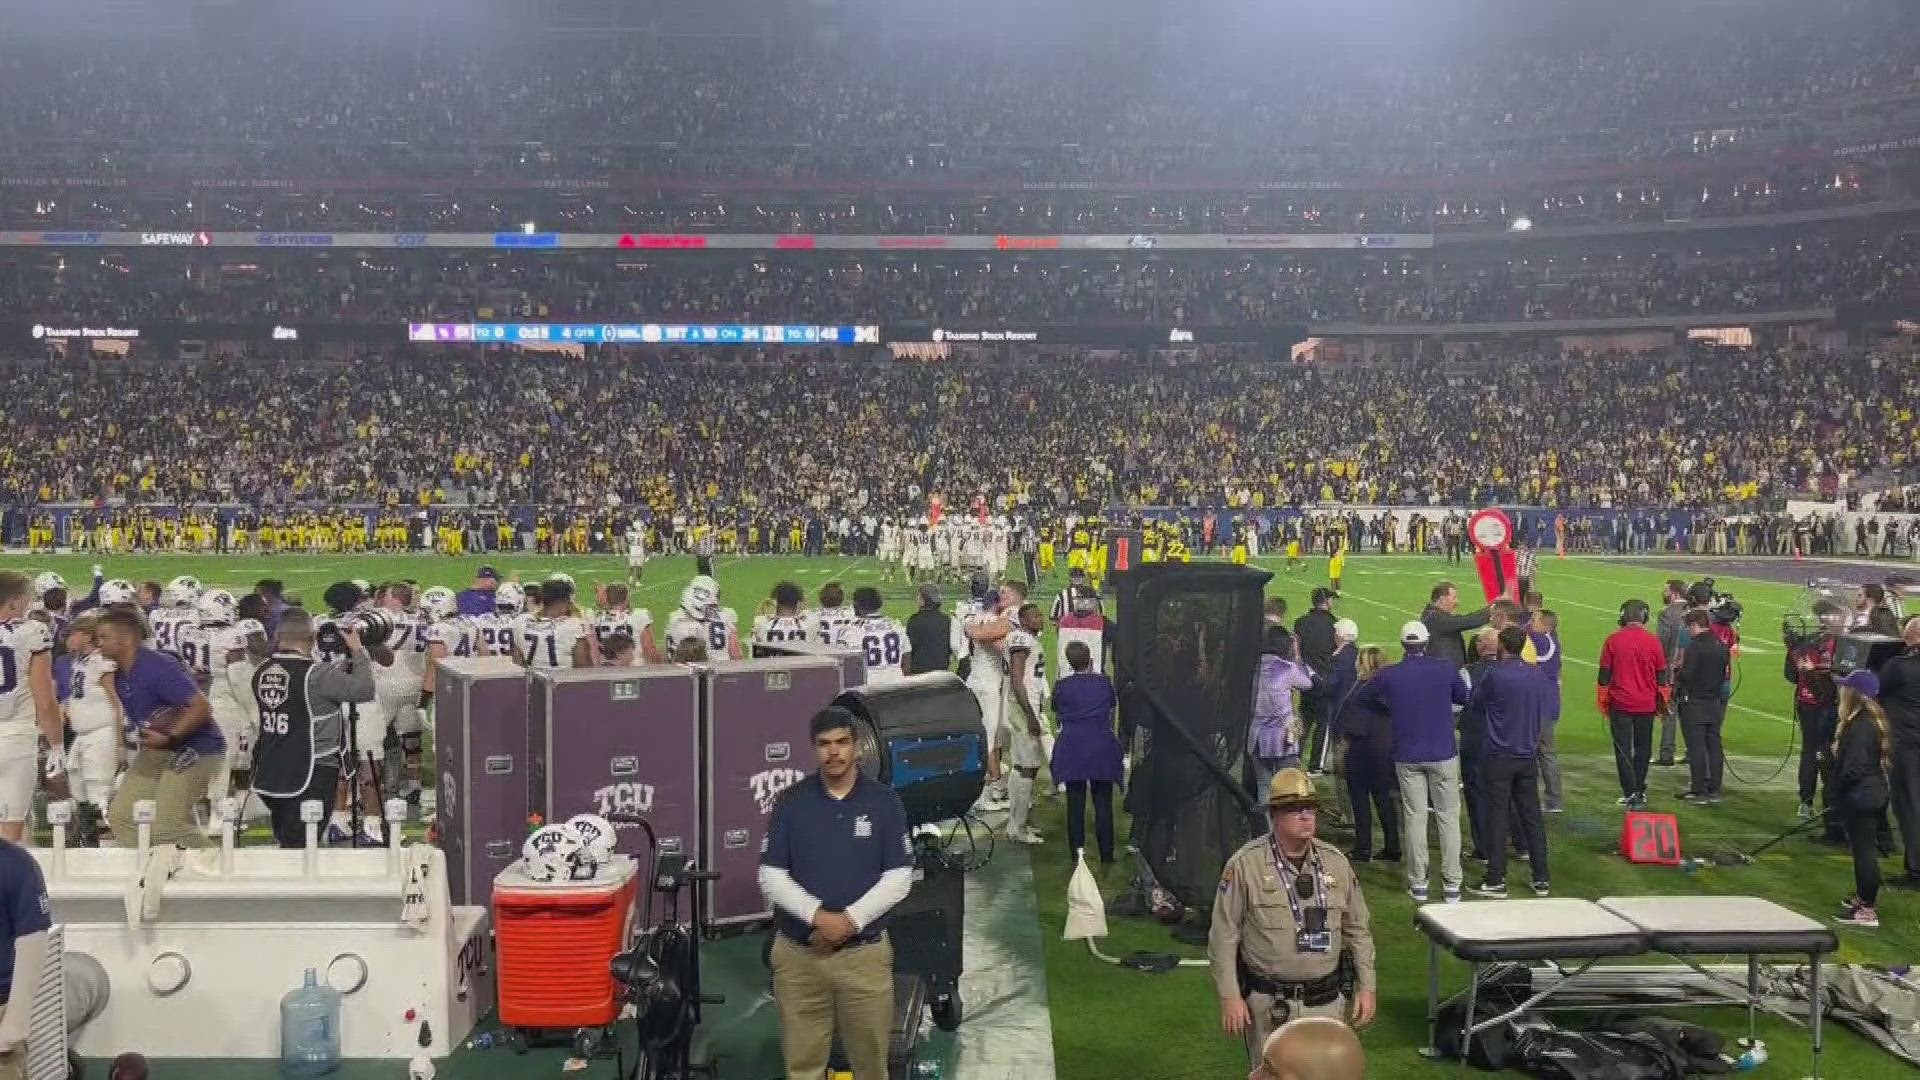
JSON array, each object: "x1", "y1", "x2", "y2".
[
  {"x1": 7, "y1": 230, "x2": 1916, "y2": 326},
  {"x1": 2, "y1": 4, "x2": 1916, "y2": 182},
  {"x1": 0, "y1": 346, "x2": 1912, "y2": 515}
]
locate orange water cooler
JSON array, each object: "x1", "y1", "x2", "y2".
[{"x1": 492, "y1": 855, "x2": 640, "y2": 1031}]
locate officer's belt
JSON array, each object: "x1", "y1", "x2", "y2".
[{"x1": 1239, "y1": 966, "x2": 1342, "y2": 1006}]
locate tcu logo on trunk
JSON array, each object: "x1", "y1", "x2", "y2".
[
  {"x1": 749, "y1": 769, "x2": 807, "y2": 815},
  {"x1": 593, "y1": 782, "x2": 656, "y2": 822}
]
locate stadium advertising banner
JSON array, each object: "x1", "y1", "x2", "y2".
[
  {"x1": 0, "y1": 230, "x2": 1434, "y2": 252},
  {"x1": 888, "y1": 324, "x2": 1308, "y2": 347}
]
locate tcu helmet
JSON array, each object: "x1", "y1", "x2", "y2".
[
  {"x1": 547, "y1": 571, "x2": 576, "y2": 588},
  {"x1": 99, "y1": 579, "x2": 139, "y2": 607},
  {"x1": 420, "y1": 586, "x2": 458, "y2": 622},
  {"x1": 494, "y1": 582, "x2": 526, "y2": 615},
  {"x1": 520, "y1": 824, "x2": 589, "y2": 883},
  {"x1": 681, "y1": 575, "x2": 720, "y2": 619},
  {"x1": 564, "y1": 813, "x2": 617, "y2": 867},
  {"x1": 31, "y1": 572, "x2": 65, "y2": 601},
  {"x1": 196, "y1": 589, "x2": 239, "y2": 625},
  {"x1": 164, "y1": 575, "x2": 203, "y2": 607}
]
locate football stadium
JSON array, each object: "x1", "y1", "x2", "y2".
[{"x1": 2, "y1": 2, "x2": 1920, "y2": 1080}]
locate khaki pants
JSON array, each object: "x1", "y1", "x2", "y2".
[
  {"x1": 1244, "y1": 991, "x2": 1347, "y2": 1066},
  {"x1": 108, "y1": 747, "x2": 221, "y2": 849},
  {"x1": 0, "y1": 1004, "x2": 22, "y2": 1080},
  {"x1": 770, "y1": 933, "x2": 894, "y2": 1080}
]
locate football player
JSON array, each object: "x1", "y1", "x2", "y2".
[
  {"x1": 475, "y1": 582, "x2": 527, "y2": 657},
  {"x1": 751, "y1": 582, "x2": 810, "y2": 647},
  {"x1": 0, "y1": 571, "x2": 61, "y2": 843},
  {"x1": 149, "y1": 576, "x2": 204, "y2": 660},
  {"x1": 811, "y1": 582, "x2": 853, "y2": 647},
  {"x1": 59, "y1": 612, "x2": 123, "y2": 844},
  {"x1": 592, "y1": 583, "x2": 658, "y2": 665},
  {"x1": 373, "y1": 584, "x2": 429, "y2": 803},
  {"x1": 833, "y1": 587, "x2": 912, "y2": 686},
  {"x1": 664, "y1": 575, "x2": 741, "y2": 660},
  {"x1": 1002, "y1": 601, "x2": 1049, "y2": 845},
  {"x1": 179, "y1": 589, "x2": 269, "y2": 825},
  {"x1": 625, "y1": 521, "x2": 649, "y2": 585},
  {"x1": 513, "y1": 576, "x2": 594, "y2": 670},
  {"x1": 961, "y1": 576, "x2": 1016, "y2": 811}
]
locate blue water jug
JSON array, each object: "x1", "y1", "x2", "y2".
[{"x1": 280, "y1": 968, "x2": 342, "y2": 1077}]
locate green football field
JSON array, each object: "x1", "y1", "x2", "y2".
[{"x1": 4, "y1": 549, "x2": 1911, "y2": 1079}]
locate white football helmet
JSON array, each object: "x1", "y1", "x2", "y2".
[
  {"x1": 32, "y1": 572, "x2": 65, "y2": 601},
  {"x1": 494, "y1": 582, "x2": 526, "y2": 615},
  {"x1": 99, "y1": 579, "x2": 139, "y2": 607},
  {"x1": 520, "y1": 824, "x2": 587, "y2": 883},
  {"x1": 547, "y1": 572, "x2": 576, "y2": 588},
  {"x1": 681, "y1": 575, "x2": 720, "y2": 620},
  {"x1": 197, "y1": 589, "x2": 238, "y2": 626},
  {"x1": 564, "y1": 813, "x2": 617, "y2": 867},
  {"x1": 166, "y1": 575, "x2": 202, "y2": 603},
  {"x1": 421, "y1": 587, "x2": 458, "y2": 623}
]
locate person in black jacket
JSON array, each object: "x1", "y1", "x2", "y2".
[
  {"x1": 1832, "y1": 669, "x2": 1893, "y2": 929},
  {"x1": 904, "y1": 584, "x2": 954, "y2": 675},
  {"x1": 1293, "y1": 588, "x2": 1339, "y2": 773},
  {"x1": 1673, "y1": 611, "x2": 1731, "y2": 803},
  {"x1": 1336, "y1": 645, "x2": 1398, "y2": 863},
  {"x1": 1882, "y1": 618, "x2": 1920, "y2": 888},
  {"x1": 1420, "y1": 582, "x2": 1491, "y2": 670}
]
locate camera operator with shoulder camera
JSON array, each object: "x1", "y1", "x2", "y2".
[
  {"x1": 250, "y1": 610, "x2": 376, "y2": 848},
  {"x1": 311, "y1": 583, "x2": 399, "y2": 846},
  {"x1": 1786, "y1": 600, "x2": 1847, "y2": 830}
]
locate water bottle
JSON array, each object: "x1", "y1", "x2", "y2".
[
  {"x1": 464, "y1": 1031, "x2": 498, "y2": 1051},
  {"x1": 910, "y1": 1058, "x2": 944, "y2": 1079},
  {"x1": 280, "y1": 968, "x2": 342, "y2": 1077}
]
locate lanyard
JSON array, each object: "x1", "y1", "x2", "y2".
[{"x1": 1268, "y1": 838, "x2": 1326, "y2": 927}]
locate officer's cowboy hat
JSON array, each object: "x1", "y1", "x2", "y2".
[{"x1": 1266, "y1": 768, "x2": 1319, "y2": 810}]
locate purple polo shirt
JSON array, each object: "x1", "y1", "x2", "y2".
[{"x1": 115, "y1": 647, "x2": 223, "y2": 757}]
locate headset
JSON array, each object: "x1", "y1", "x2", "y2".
[{"x1": 1618, "y1": 598, "x2": 1651, "y2": 627}]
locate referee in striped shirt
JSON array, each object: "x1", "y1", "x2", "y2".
[{"x1": 1515, "y1": 539, "x2": 1540, "y2": 602}]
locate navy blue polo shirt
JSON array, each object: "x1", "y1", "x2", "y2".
[
  {"x1": 1, "y1": 839, "x2": 53, "y2": 1004},
  {"x1": 761, "y1": 771, "x2": 910, "y2": 946}
]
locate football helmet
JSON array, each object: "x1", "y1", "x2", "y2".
[
  {"x1": 99, "y1": 579, "x2": 139, "y2": 607},
  {"x1": 31, "y1": 572, "x2": 65, "y2": 601},
  {"x1": 520, "y1": 823, "x2": 590, "y2": 883},
  {"x1": 420, "y1": 587, "x2": 458, "y2": 623},
  {"x1": 494, "y1": 582, "x2": 526, "y2": 615},
  {"x1": 547, "y1": 571, "x2": 576, "y2": 588},
  {"x1": 166, "y1": 575, "x2": 202, "y2": 604},
  {"x1": 681, "y1": 575, "x2": 720, "y2": 619},
  {"x1": 196, "y1": 589, "x2": 238, "y2": 626},
  {"x1": 565, "y1": 813, "x2": 617, "y2": 867}
]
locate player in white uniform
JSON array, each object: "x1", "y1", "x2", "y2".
[
  {"x1": 370, "y1": 585, "x2": 429, "y2": 804},
  {"x1": 663, "y1": 575, "x2": 742, "y2": 661},
  {"x1": 751, "y1": 582, "x2": 810, "y2": 647},
  {"x1": 59, "y1": 613, "x2": 123, "y2": 842},
  {"x1": 810, "y1": 583, "x2": 854, "y2": 646},
  {"x1": 148, "y1": 576, "x2": 203, "y2": 659},
  {"x1": 591, "y1": 584, "x2": 658, "y2": 665},
  {"x1": 625, "y1": 522, "x2": 649, "y2": 585},
  {"x1": 514, "y1": 577, "x2": 595, "y2": 671},
  {"x1": 961, "y1": 576, "x2": 1017, "y2": 811},
  {"x1": 877, "y1": 522, "x2": 902, "y2": 581},
  {"x1": 474, "y1": 582, "x2": 527, "y2": 657},
  {"x1": 0, "y1": 572, "x2": 62, "y2": 841},
  {"x1": 1002, "y1": 601, "x2": 1049, "y2": 844},
  {"x1": 833, "y1": 587, "x2": 912, "y2": 687},
  {"x1": 178, "y1": 589, "x2": 268, "y2": 823}
]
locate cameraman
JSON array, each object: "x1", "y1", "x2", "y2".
[
  {"x1": 1882, "y1": 617, "x2": 1920, "y2": 888},
  {"x1": 251, "y1": 610, "x2": 376, "y2": 848},
  {"x1": 1655, "y1": 581, "x2": 1690, "y2": 768},
  {"x1": 1786, "y1": 601, "x2": 1845, "y2": 826}
]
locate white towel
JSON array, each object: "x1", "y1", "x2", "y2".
[
  {"x1": 400, "y1": 845, "x2": 435, "y2": 931},
  {"x1": 124, "y1": 845, "x2": 187, "y2": 928}
]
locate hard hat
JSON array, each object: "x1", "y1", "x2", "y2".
[{"x1": 1266, "y1": 768, "x2": 1320, "y2": 809}]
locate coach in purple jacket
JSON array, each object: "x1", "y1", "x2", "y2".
[
  {"x1": 1049, "y1": 641, "x2": 1123, "y2": 865},
  {"x1": 1347, "y1": 620, "x2": 1470, "y2": 904}
]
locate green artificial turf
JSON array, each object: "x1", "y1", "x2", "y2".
[{"x1": 7, "y1": 549, "x2": 1912, "y2": 1079}]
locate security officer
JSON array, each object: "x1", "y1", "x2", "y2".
[{"x1": 1210, "y1": 769, "x2": 1376, "y2": 1067}]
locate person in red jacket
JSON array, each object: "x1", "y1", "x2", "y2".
[{"x1": 1597, "y1": 599, "x2": 1670, "y2": 809}]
